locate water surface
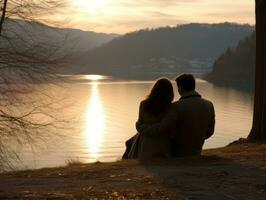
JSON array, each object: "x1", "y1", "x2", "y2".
[{"x1": 15, "y1": 76, "x2": 253, "y2": 170}]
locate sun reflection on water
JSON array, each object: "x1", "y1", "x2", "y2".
[
  {"x1": 84, "y1": 82, "x2": 105, "y2": 161},
  {"x1": 85, "y1": 75, "x2": 105, "y2": 81}
]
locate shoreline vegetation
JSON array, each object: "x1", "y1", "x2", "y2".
[
  {"x1": 204, "y1": 32, "x2": 255, "y2": 91},
  {"x1": 0, "y1": 141, "x2": 265, "y2": 199}
]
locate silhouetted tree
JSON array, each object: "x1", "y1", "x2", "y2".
[
  {"x1": 0, "y1": 0, "x2": 7, "y2": 35},
  {"x1": 0, "y1": 0, "x2": 67, "y2": 170},
  {"x1": 249, "y1": 0, "x2": 266, "y2": 140}
]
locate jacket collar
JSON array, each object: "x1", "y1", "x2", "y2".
[{"x1": 180, "y1": 90, "x2": 201, "y2": 100}]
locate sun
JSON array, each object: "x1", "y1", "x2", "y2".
[{"x1": 73, "y1": 0, "x2": 112, "y2": 11}]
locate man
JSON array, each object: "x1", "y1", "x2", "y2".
[{"x1": 136, "y1": 74, "x2": 215, "y2": 156}]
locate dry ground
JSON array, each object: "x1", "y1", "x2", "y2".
[{"x1": 0, "y1": 141, "x2": 266, "y2": 200}]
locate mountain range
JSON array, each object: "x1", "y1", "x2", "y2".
[
  {"x1": 2, "y1": 19, "x2": 119, "y2": 55},
  {"x1": 2, "y1": 20, "x2": 255, "y2": 83},
  {"x1": 73, "y1": 23, "x2": 254, "y2": 79}
]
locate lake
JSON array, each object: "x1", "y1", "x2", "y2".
[{"x1": 14, "y1": 75, "x2": 254, "y2": 170}]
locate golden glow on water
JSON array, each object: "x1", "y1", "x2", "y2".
[
  {"x1": 84, "y1": 83, "x2": 105, "y2": 161},
  {"x1": 15, "y1": 79, "x2": 254, "y2": 169}
]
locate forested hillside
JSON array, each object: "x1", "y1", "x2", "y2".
[
  {"x1": 205, "y1": 32, "x2": 255, "y2": 90},
  {"x1": 77, "y1": 23, "x2": 254, "y2": 79}
]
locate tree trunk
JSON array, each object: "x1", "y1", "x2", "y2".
[
  {"x1": 249, "y1": 0, "x2": 266, "y2": 140},
  {"x1": 0, "y1": 0, "x2": 8, "y2": 35}
]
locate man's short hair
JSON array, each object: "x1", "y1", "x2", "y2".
[{"x1": 175, "y1": 74, "x2": 196, "y2": 91}]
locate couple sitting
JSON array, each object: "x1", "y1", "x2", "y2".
[{"x1": 123, "y1": 74, "x2": 215, "y2": 160}]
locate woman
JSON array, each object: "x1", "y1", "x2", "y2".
[{"x1": 124, "y1": 78, "x2": 174, "y2": 160}]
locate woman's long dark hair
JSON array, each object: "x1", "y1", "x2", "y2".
[{"x1": 143, "y1": 78, "x2": 174, "y2": 115}]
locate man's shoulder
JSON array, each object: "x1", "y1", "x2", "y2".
[
  {"x1": 200, "y1": 98, "x2": 215, "y2": 114},
  {"x1": 174, "y1": 96, "x2": 214, "y2": 109},
  {"x1": 201, "y1": 98, "x2": 214, "y2": 107}
]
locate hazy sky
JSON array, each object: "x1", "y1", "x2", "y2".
[{"x1": 58, "y1": 0, "x2": 255, "y2": 34}]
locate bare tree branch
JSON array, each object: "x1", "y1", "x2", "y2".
[{"x1": 0, "y1": 0, "x2": 69, "y2": 171}]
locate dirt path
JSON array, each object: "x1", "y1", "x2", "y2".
[{"x1": 0, "y1": 142, "x2": 266, "y2": 200}]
